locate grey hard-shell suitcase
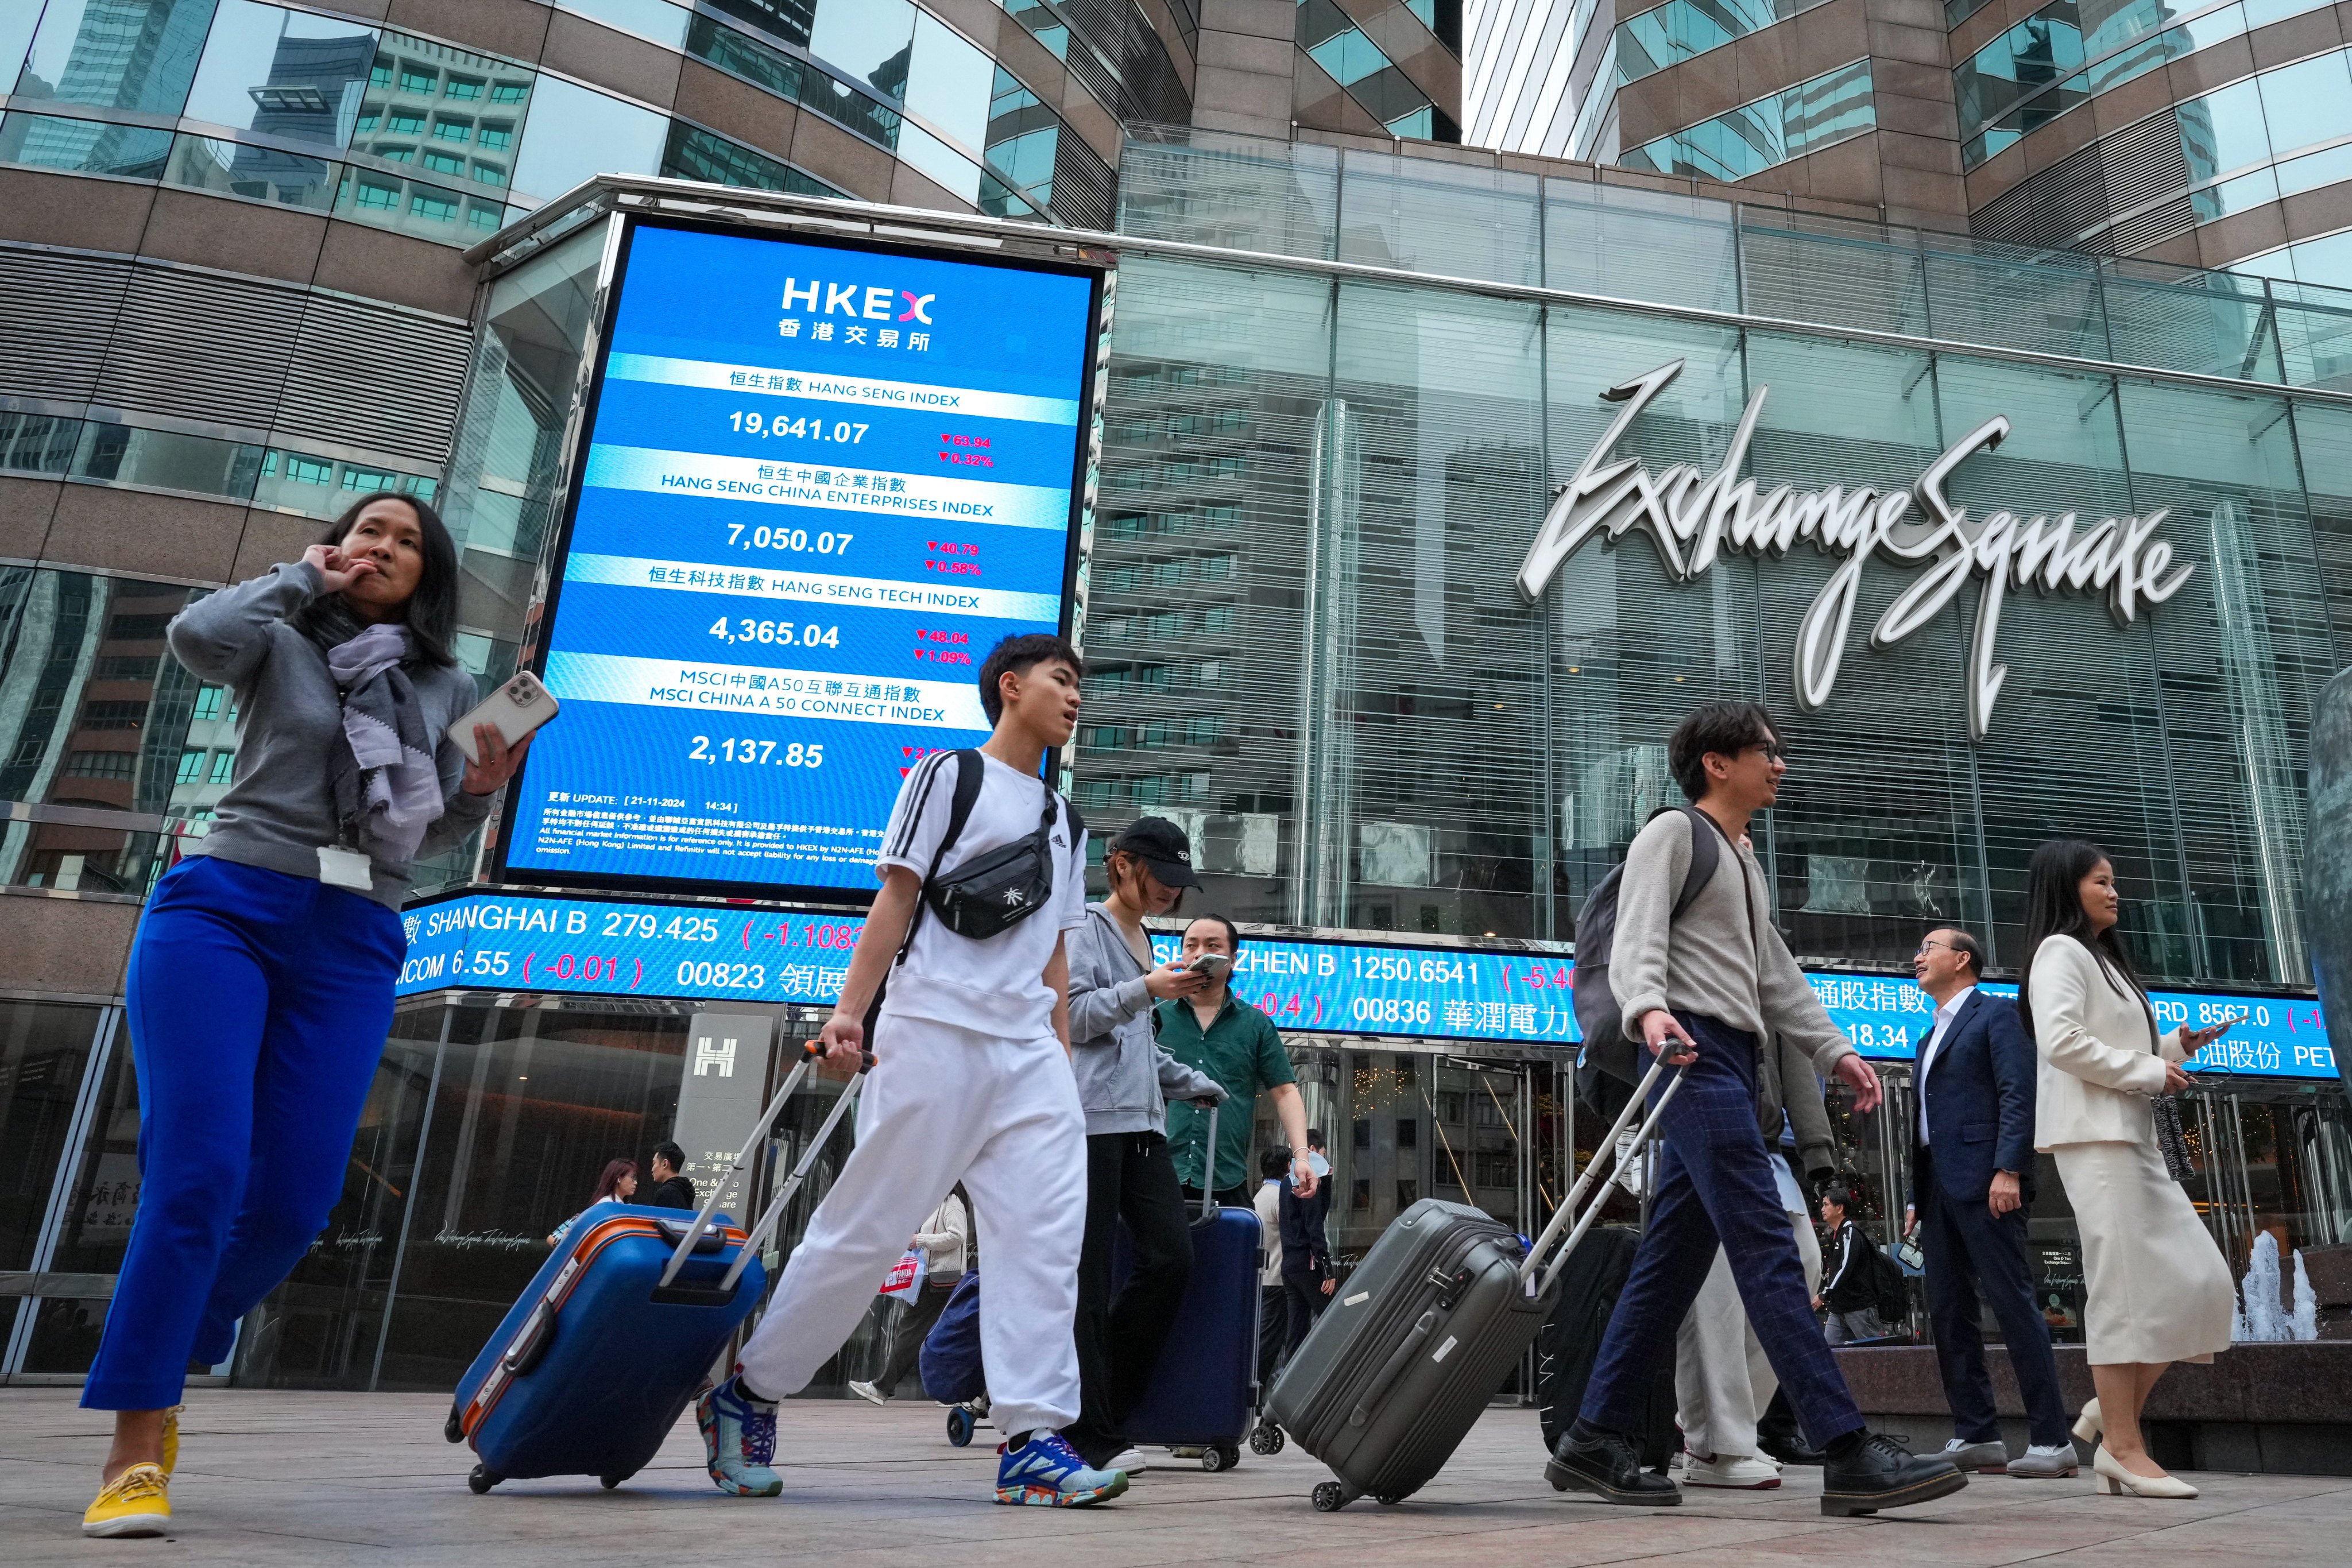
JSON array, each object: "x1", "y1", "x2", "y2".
[{"x1": 1266, "y1": 1054, "x2": 1685, "y2": 1511}]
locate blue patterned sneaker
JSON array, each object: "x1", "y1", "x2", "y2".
[
  {"x1": 697, "y1": 1375, "x2": 783, "y2": 1496},
  {"x1": 994, "y1": 1430, "x2": 1128, "y2": 1507}
]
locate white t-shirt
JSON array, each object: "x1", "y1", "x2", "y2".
[{"x1": 874, "y1": 749, "x2": 1086, "y2": 1040}]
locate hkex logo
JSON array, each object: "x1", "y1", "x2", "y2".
[{"x1": 781, "y1": 278, "x2": 936, "y2": 324}]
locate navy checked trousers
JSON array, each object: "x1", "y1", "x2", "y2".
[{"x1": 1579, "y1": 1012, "x2": 1865, "y2": 1447}]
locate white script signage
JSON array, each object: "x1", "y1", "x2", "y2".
[{"x1": 1514, "y1": 358, "x2": 2195, "y2": 738}]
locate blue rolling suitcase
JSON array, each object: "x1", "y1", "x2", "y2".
[
  {"x1": 1112, "y1": 1104, "x2": 1264, "y2": 1472},
  {"x1": 446, "y1": 1043, "x2": 865, "y2": 1492},
  {"x1": 921, "y1": 1270, "x2": 990, "y2": 1447}
]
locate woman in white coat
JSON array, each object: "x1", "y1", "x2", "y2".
[{"x1": 2019, "y1": 839, "x2": 2237, "y2": 1499}]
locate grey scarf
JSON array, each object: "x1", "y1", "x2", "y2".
[{"x1": 325, "y1": 622, "x2": 444, "y2": 866}]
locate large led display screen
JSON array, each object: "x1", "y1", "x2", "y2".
[
  {"x1": 397, "y1": 892, "x2": 2341, "y2": 1083},
  {"x1": 496, "y1": 219, "x2": 1099, "y2": 898}
]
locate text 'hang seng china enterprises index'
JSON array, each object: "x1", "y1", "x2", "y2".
[{"x1": 503, "y1": 224, "x2": 1095, "y2": 895}]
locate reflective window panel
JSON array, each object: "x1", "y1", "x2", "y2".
[
  {"x1": 1617, "y1": 0, "x2": 1832, "y2": 86},
  {"x1": 12, "y1": 0, "x2": 218, "y2": 117},
  {"x1": 1620, "y1": 60, "x2": 1874, "y2": 181},
  {"x1": 179, "y1": 1, "x2": 378, "y2": 149}
]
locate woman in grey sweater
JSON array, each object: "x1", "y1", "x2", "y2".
[
  {"x1": 77, "y1": 495, "x2": 531, "y2": 1539},
  {"x1": 1061, "y1": 816, "x2": 1224, "y2": 1473}
]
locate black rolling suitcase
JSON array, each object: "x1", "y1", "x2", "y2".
[{"x1": 1266, "y1": 1054, "x2": 1685, "y2": 1511}]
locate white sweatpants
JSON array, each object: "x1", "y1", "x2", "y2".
[
  {"x1": 736, "y1": 1015, "x2": 1088, "y2": 1441},
  {"x1": 1674, "y1": 1207, "x2": 1822, "y2": 1458}
]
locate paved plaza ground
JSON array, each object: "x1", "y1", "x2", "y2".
[{"x1": 3, "y1": 1388, "x2": 2348, "y2": 1566}]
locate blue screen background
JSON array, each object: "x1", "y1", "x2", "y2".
[{"x1": 501, "y1": 223, "x2": 1094, "y2": 893}]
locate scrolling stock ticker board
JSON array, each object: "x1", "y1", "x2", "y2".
[
  {"x1": 494, "y1": 218, "x2": 1099, "y2": 899},
  {"x1": 394, "y1": 893, "x2": 2339, "y2": 1082}
]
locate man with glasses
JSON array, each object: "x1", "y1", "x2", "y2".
[
  {"x1": 1547, "y1": 701, "x2": 1964, "y2": 1517},
  {"x1": 1909, "y1": 927, "x2": 2077, "y2": 1478}
]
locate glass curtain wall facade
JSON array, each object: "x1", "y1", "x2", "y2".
[
  {"x1": 1104, "y1": 129, "x2": 2352, "y2": 1335},
  {"x1": 1111, "y1": 132, "x2": 2352, "y2": 984}
]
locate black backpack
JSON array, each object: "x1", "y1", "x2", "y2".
[{"x1": 1570, "y1": 805, "x2": 1721, "y2": 1086}]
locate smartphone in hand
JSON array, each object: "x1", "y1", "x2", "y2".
[
  {"x1": 1187, "y1": 953, "x2": 1233, "y2": 983},
  {"x1": 449, "y1": 671, "x2": 560, "y2": 765}
]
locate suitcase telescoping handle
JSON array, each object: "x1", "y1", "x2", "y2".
[
  {"x1": 657, "y1": 1040, "x2": 872, "y2": 1291},
  {"x1": 716, "y1": 1047, "x2": 873, "y2": 1292},
  {"x1": 1196, "y1": 1101, "x2": 1220, "y2": 1221},
  {"x1": 1516, "y1": 1052, "x2": 1686, "y2": 1297}
]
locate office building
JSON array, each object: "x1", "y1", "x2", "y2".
[{"x1": 1464, "y1": 0, "x2": 2352, "y2": 285}]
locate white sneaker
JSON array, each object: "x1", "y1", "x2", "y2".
[
  {"x1": 1680, "y1": 1453, "x2": 1783, "y2": 1488},
  {"x1": 1942, "y1": 1436, "x2": 2010, "y2": 1473},
  {"x1": 1105, "y1": 1446, "x2": 1148, "y2": 1473},
  {"x1": 848, "y1": 1380, "x2": 886, "y2": 1407},
  {"x1": 2007, "y1": 1443, "x2": 2080, "y2": 1478}
]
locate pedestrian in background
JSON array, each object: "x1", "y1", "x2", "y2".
[
  {"x1": 1908, "y1": 927, "x2": 2077, "y2": 1478},
  {"x1": 1253, "y1": 1144, "x2": 1292, "y2": 1392},
  {"x1": 550, "y1": 1159, "x2": 639, "y2": 1245},
  {"x1": 1161, "y1": 916, "x2": 1316, "y2": 1207},
  {"x1": 1063, "y1": 817, "x2": 1225, "y2": 1474},
  {"x1": 853, "y1": 1191, "x2": 969, "y2": 1405},
  {"x1": 75, "y1": 495, "x2": 531, "y2": 1540},
  {"x1": 1815, "y1": 1186, "x2": 1888, "y2": 1344},
  {"x1": 1278, "y1": 1135, "x2": 1334, "y2": 1352},
  {"x1": 2020, "y1": 839, "x2": 2235, "y2": 1499},
  {"x1": 642, "y1": 1141, "x2": 695, "y2": 1210}
]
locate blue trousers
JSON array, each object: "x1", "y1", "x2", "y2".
[
  {"x1": 83, "y1": 855, "x2": 403, "y2": 1410},
  {"x1": 1917, "y1": 1146, "x2": 2072, "y2": 1447},
  {"x1": 1579, "y1": 1012, "x2": 1864, "y2": 1446}
]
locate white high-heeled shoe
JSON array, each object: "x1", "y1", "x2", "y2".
[
  {"x1": 2073, "y1": 1397, "x2": 2103, "y2": 1445},
  {"x1": 2092, "y1": 1443, "x2": 2197, "y2": 1499}
]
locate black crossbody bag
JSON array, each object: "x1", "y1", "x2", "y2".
[
  {"x1": 863, "y1": 752, "x2": 1075, "y2": 1039},
  {"x1": 906, "y1": 749, "x2": 1076, "y2": 944}
]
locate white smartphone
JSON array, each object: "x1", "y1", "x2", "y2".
[
  {"x1": 449, "y1": 670, "x2": 560, "y2": 765},
  {"x1": 1187, "y1": 953, "x2": 1233, "y2": 983}
]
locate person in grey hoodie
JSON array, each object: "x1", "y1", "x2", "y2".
[{"x1": 1062, "y1": 817, "x2": 1225, "y2": 1473}]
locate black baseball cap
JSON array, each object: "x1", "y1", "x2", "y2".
[{"x1": 1110, "y1": 816, "x2": 1201, "y2": 889}]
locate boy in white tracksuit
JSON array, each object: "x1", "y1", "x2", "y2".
[{"x1": 697, "y1": 632, "x2": 1123, "y2": 1508}]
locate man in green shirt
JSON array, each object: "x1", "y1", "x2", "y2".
[{"x1": 1160, "y1": 915, "x2": 1317, "y2": 1207}]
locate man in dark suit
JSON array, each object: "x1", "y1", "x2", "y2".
[
  {"x1": 1278, "y1": 1149, "x2": 1333, "y2": 1353},
  {"x1": 1910, "y1": 928, "x2": 2076, "y2": 1479}
]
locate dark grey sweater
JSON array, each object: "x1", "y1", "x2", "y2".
[{"x1": 167, "y1": 562, "x2": 491, "y2": 908}]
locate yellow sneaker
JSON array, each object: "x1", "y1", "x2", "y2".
[
  {"x1": 161, "y1": 1406, "x2": 180, "y2": 1476},
  {"x1": 83, "y1": 1464, "x2": 171, "y2": 1538}
]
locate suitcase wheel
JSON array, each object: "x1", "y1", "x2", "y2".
[
  {"x1": 467, "y1": 1465, "x2": 500, "y2": 1495},
  {"x1": 945, "y1": 1407, "x2": 975, "y2": 1447},
  {"x1": 1311, "y1": 1481, "x2": 1351, "y2": 1512},
  {"x1": 1375, "y1": 1493, "x2": 1406, "y2": 1506},
  {"x1": 1250, "y1": 1423, "x2": 1285, "y2": 1456},
  {"x1": 1200, "y1": 1445, "x2": 1240, "y2": 1473},
  {"x1": 442, "y1": 1403, "x2": 464, "y2": 1444},
  {"x1": 599, "y1": 1474, "x2": 628, "y2": 1490}
]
